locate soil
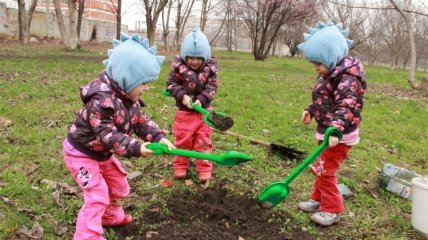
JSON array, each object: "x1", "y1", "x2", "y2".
[
  {"x1": 209, "y1": 112, "x2": 234, "y2": 131},
  {"x1": 113, "y1": 182, "x2": 313, "y2": 240}
]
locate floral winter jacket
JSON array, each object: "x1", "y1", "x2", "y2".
[
  {"x1": 306, "y1": 55, "x2": 367, "y2": 134},
  {"x1": 67, "y1": 72, "x2": 165, "y2": 161},
  {"x1": 166, "y1": 55, "x2": 219, "y2": 110}
]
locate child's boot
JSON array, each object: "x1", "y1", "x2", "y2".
[
  {"x1": 310, "y1": 212, "x2": 340, "y2": 226},
  {"x1": 174, "y1": 168, "x2": 187, "y2": 179},
  {"x1": 102, "y1": 214, "x2": 133, "y2": 227},
  {"x1": 297, "y1": 199, "x2": 320, "y2": 212},
  {"x1": 198, "y1": 171, "x2": 212, "y2": 182}
]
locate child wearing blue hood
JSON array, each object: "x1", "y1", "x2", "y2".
[
  {"x1": 63, "y1": 33, "x2": 174, "y2": 240},
  {"x1": 296, "y1": 21, "x2": 367, "y2": 226},
  {"x1": 166, "y1": 26, "x2": 219, "y2": 182}
]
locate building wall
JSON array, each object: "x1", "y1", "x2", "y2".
[
  {"x1": 0, "y1": 2, "x2": 127, "y2": 42},
  {"x1": 35, "y1": 0, "x2": 118, "y2": 23}
]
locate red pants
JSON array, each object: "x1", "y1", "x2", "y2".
[
  {"x1": 311, "y1": 143, "x2": 351, "y2": 213},
  {"x1": 173, "y1": 111, "x2": 213, "y2": 172}
]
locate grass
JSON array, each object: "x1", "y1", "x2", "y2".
[{"x1": 0, "y1": 42, "x2": 428, "y2": 239}]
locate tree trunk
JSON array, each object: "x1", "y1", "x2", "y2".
[
  {"x1": 162, "y1": 0, "x2": 173, "y2": 52},
  {"x1": 144, "y1": 0, "x2": 169, "y2": 47},
  {"x1": 23, "y1": 0, "x2": 38, "y2": 44},
  {"x1": 389, "y1": 0, "x2": 428, "y2": 93},
  {"x1": 77, "y1": 0, "x2": 84, "y2": 39},
  {"x1": 68, "y1": 0, "x2": 79, "y2": 49},
  {"x1": 53, "y1": 0, "x2": 69, "y2": 45},
  {"x1": 17, "y1": 0, "x2": 26, "y2": 43},
  {"x1": 116, "y1": 0, "x2": 121, "y2": 40},
  {"x1": 200, "y1": 0, "x2": 209, "y2": 31}
]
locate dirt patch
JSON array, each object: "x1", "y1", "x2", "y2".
[
  {"x1": 113, "y1": 183, "x2": 313, "y2": 240},
  {"x1": 368, "y1": 84, "x2": 427, "y2": 100}
]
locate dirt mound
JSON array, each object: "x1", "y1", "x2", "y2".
[{"x1": 114, "y1": 183, "x2": 313, "y2": 240}]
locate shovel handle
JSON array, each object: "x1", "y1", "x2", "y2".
[
  {"x1": 147, "y1": 143, "x2": 221, "y2": 161},
  {"x1": 283, "y1": 127, "x2": 342, "y2": 185}
]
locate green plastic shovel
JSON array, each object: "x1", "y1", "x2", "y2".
[
  {"x1": 146, "y1": 143, "x2": 253, "y2": 166},
  {"x1": 162, "y1": 89, "x2": 234, "y2": 131},
  {"x1": 257, "y1": 127, "x2": 342, "y2": 209}
]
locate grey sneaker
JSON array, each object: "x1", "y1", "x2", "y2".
[
  {"x1": 297, "y1": 199, "x2": 320, "y2": 212},
  {"x1": 310, "y1": 212, "x2": 340, "y2": 226}
]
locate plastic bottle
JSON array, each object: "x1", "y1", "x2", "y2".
[{"x1": 378, "y1": 163, "x2": 422, "y2": 200}]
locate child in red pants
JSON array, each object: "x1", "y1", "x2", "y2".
[
  {"x1": 166, "y1": 26, "x2": 219, "y2": 182},
  {"x1": 297, "y1": 20, "x2": 367, "y2": 226},
  {"x1": 64, "y1": 33, "x2": 174, "y2": 240}
]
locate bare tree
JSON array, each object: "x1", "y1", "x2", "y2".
[
  {"x1": 52, "y1": 0, "x2": 79, "y2": 49},
  {"x1": 238, "y1": 0, "x2": 322, "y2": 60},
  {"x1": 161, "y1": 0, "x2": 175, "y2": 52},
  {"x1": 389, "y1": 0, "x2": 428, "y2": 93},
  {"x1": 17, "y1": 0, "x2": 38, "y2": 44},
  {"x1": 52, "y1": 0, "x2": 68, "y2": 45},
  {"x1": 76, "y1": 0, "x2": 84, "y2": 39},
  {"x1": 283, "y1": 22, "x2": 309, "y2": 56},
  {"x1": 173, "y1": 0, "x2": 195, "y2": 50},
  {"x1": 209, "y1": 0, "x2": 234, "y2": 47},
  {"x1": 142, "y1": 0, "x2": 169, "y2": 46},
  {"x1": 67, "y1": 0, "x2": 78, "y2": 49},
  {"x1": 105, "y1": 0, "x2": 122, "y2": 40},
  {"x1": 200, "y1": 0, "x2": 223, "y2": 32}
]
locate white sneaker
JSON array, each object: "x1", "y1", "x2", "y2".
[
  {"x1": 310, "y1": 212, "x2": 340, "y2": 226},
  {"x1": 297, "y1": 199, "x2": 320, "y2": 212}
]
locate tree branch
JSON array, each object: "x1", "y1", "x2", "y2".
[{"x1": 328, "y1": 0, "x2": 428, "y2": 17}]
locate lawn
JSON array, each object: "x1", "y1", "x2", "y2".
[{"x1": 0, "y1": 41, "x2": 427, "y2": 239}]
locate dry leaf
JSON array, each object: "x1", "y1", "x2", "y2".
[
  {"x1": 149, "y1": 207, "x2": 161, "y2": 212},
  {"x1": 0, "y1": 117, "x2": 12, "y2": 127},
  {"x1": 238, "y1": 236, "x2": 245, "y2": 240},
  {"x1": 146, "y1": 231, "x2": 159, "y2": 238},
  {"x1": 0, "y1": 195, "x2": 13, "y2": 206},
  {"x1": 203, "y1": 179, "x2": 210, "y2": 190},
  {"x1": 51, "y1": 221, "x2": 68, "y2": 236},
  {"x1": 185, "y1": 179, "x2": 194, "y2": 186},
  {"x1": 15, "y1": 222, "x2": 44, "y2": 239}
]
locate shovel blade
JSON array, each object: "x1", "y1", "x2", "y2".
[
  {"x1": 257, "y1": 182, "x2": 290, "y2": 209},
  {"x1": 216, "y1": 151, "x2": 253, "y2": 166}
]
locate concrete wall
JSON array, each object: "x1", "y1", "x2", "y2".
[{"x1": 0, "y1": 2, "x2": 127, "y2": 42}]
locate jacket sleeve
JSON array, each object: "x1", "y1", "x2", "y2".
[
  {"x1": 331, "y1": 75, "x2": 363, "y2": 132},
  {"x1": 133, "y1": 106, "x2": 165, "y2": 143},
  {"x1": 196, "y1": 59, "x2": 219, "y2": 108},
  {"x1": 305, "y1": 103, "x2": 315, "y2": 118},
  {"x1": 166, "y1": 61, "x2": 186, "y2": 102},
  {"x1": 87, "y1": 98, "x2": 142, "y2": 158}
]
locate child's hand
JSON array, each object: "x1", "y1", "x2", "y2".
[
  {"x1": 193, "y1": 99, "x2": 201, "y2": 107},
  {"x1": 182, "y1": 95, "x2": 192, "y2": 109},
  {"x1": 159, "y1": 138, "x2": 175, "y2": 150},
  {"x1": 140, "y1": 142, "x2": 154, "y2": 157},
  {"x1": 301, "y1": 110, "x2": 311, "y2": 125},
  {"x1": 328, "y1": 136, "x2": 339, "y2": 147}
]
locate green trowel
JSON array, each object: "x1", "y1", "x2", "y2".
[
  {"x1": 147, "y1": 143, "x2": 253, "y2": 166},
  {"x1": 257, "y1": 127, "x2": 342, "y2": 209},
  {"x1": 162, "y1": 89, "x2": 234, "y2": 131}
]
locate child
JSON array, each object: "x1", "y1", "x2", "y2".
[
  {"x1": 166, "y1": 26, "x2": 219, "y2": 182},
  {"x1": 296, "y1": 21, "x2": 367, "y2": 226},
  {"x1": 63, "y1": 33, "x2": 175, "y2": 240}
]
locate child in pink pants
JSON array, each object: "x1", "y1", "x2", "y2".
[
  {"x1": 63, "y1": 33, "x2": 174, "y2": 240},
  {"x1": 166, "y1": 26, "x2": 219, "y2": 182}
]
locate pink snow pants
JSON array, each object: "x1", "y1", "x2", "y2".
[
  {"x1": 63, "y1": 139, "x2": 130, "y2": 240},
  {"x1": 173, "y1": 110, "x2": 213, "y2": 172},
  {"x1": 311, "y1": 143, "x2": 352, "y2": 213}
]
